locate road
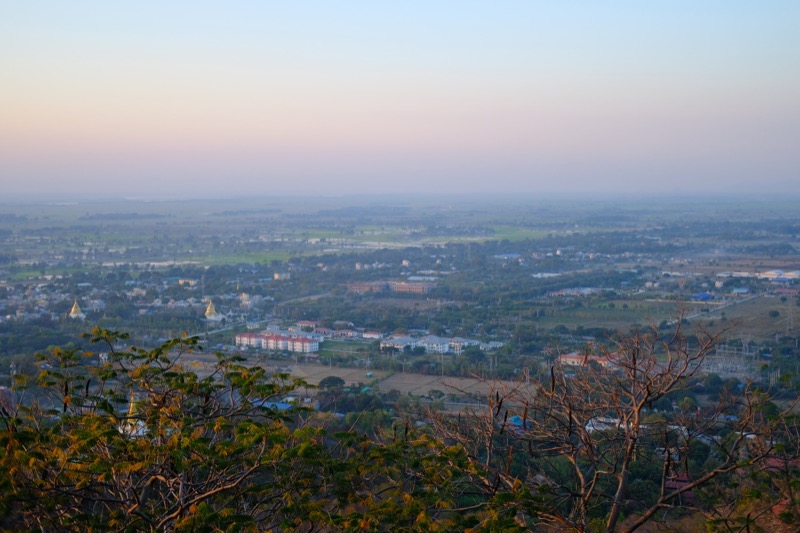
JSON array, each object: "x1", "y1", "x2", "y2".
[{"x1": 685, "y1": 294, "x2": 760, "y2": 320}]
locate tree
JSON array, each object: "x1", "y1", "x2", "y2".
[
  {"x1": 697, "y1": 410, "x2": 800, "y2": 531},
  {"x1": 704, "y1": 372, "x2": 723, "y2": 395},
  {"x1": 318, "y1": 375, "x2": 346, "y2": 390},
  {"x1": 678, "y1": 395, "x2": 698, "y2": 413},
  {"x1": 431, "y1": 319, "x2": 800, "y2": 532},
  {"x1": 0, "y1": 328, "x2": 483, "y2": 531},
  {"x1": 2, "y1": 326, "x2": 797, "y2": 532}
]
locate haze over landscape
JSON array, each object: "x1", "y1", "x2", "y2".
[
  {"x1": 2, "y1": 1, "x2": 799, "y2": 200},
  {"x1": 5, "y1": 4, "x2": 800, "y2": 530}
]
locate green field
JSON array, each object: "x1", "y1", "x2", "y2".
[{"x1": 317, "y1": 340, "x2": 374, "y2": 360}]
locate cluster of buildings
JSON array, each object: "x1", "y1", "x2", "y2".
[
  {"x1": 557, "y1": 352, "x2": 617, "y2": 369},
  {"x1": 547, "y1": 287, "x2": 609, "y2": 298},
  {"x1": 0, "y1": 279, "x2": 105, "y2": 323},
  {"x1": 380, "y1": 334, "x2": 503, "y2": 355},
  {"x1": 292, "y1": 320, "x2": 383, "y2": 340},
  {"x1": 716, "y1": 269, "x2": 800, "y2": 282},
  {"x1": 236, "y1": 322, "x2": 507, "y2": 357},
  {"x1": 348, "y1": 281, "x2": 435, "y2": 295},
  {"x1": 0, "y1": 272, "x2": 273, "y2": 326}
]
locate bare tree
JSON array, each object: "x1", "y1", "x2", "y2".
[{"x1": 432, "y1": 319, "x2": 799, "y2": 532}]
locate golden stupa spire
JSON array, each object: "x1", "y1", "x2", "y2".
[
  {"x1": 119, "y1": 392, "x2": 146, "y2": 437},
  {"x1": 205, "y1": 300, "x2": 217, "y2": 318},
  {"x1": 69, "y1": 299, "x2": 84, "y2": 319},
  {"x1": 127, "y1": 391, "x2": 138, "y2": 418}
]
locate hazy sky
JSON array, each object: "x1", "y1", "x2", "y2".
[{"x1": 2, "y1": 1, "x2": 799, "y2": 199}]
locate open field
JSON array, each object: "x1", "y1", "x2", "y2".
[
  {"x1": 268, "y1": 360, "x2": 387, "y2": 387},
  {"x1": 180, "y1": 352, "x2": 532, "y2": 402},
  {"x1": 535, "y1": 300, "x2": 688, "y2": 330},
  {"x1": 377, "y1": 372, "x2": 535, "y2": 398},
  {"x1": 250, "y1": 356, "x2": 534, "y2": 400},
  {"x1": 176, "y1": 353, "x2": 384, "y2": 385},
  {"x1": 692, "y1": 295, "x2": 799, "y2": 342}
]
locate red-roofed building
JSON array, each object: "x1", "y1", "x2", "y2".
[{"x1": 664, "y1": 474, "x2": 696, "y2": 505}]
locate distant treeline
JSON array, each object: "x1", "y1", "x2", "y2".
[
  {"x1": 0, "y1": 213, "x2": 28, "y2": 222},
  {"x1": 79, "y1": 213, "x2": 168, "y2": 220}
]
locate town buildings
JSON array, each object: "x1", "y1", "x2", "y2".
[
  {"x1": 379, "y1": 333, "x2": 492, "y2": 355},
  {"x1": 235, "y1": 332, "x2": 319, "y2": 353}
]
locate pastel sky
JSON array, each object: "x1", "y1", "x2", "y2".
[{"x1": 2, "y1": 1, "x2": 799, "y2": 199}]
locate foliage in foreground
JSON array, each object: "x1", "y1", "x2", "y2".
[
  {"x1": 0, "y1": 328, "x2": 488, "y2": 532},
  {"x1": 1, "y1": 325, "x2": 799, "y2": 532}
]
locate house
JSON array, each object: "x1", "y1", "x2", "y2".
[
  {"x1": 558, "y1": 352, "x2": 616, "y2": 369},
  {"x1": 333, "y1": 329, "x2": 359, "y2": 339},
  {"x1": 775, "y1": 287, "x2": 799, "y2": 297},
  {"x1": 585, "y1": 417, "x2": 625, "y2": 433},
  {"x1": 380, "y1": 335, "x2": 418, "y2": 352},
  {"x1": 664, "y1": 474, "x2": 696, "y2": 505},
  {"x1": 313, "y1": 327, "x2": 334, "y2": 338}
]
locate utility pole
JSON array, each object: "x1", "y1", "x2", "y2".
[{"x1": 202, "y1": 274, "x2": 208, "y2": 349}]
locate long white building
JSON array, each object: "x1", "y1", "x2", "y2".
[{"x1": 235, "y1": 332, "x2": 319, "y2": 353}]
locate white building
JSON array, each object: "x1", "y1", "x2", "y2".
[
  {"x1": 418, "y1": 335, "x2": 450, "y2": 354},
  {"x1": 234, "y1": 332, "x2": 319, "y2": 353}
]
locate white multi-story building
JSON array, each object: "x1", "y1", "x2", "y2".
[
  {"x1": 418, "y1": 335, "x2": 450, "y2": 354},
  {"x1": 380, "y1": 334, "x2": 499, "y2": 355},
  {"x1": 235, "y1": 333, "x2": 319, "y2": 353}
]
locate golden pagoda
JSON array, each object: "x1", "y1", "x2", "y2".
[
  {"x1": 127, "y1": 391, "x2": 138, "y2": 417},
  {"x1": 119, "y1": 392, "x2": 146, "y2": 437},
  {"x1": 69, "y1": 299, "x2": 85, "y2": 319},
  {"x1": 205, "y1": 299, "x2": 223, "y2": 322}
]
